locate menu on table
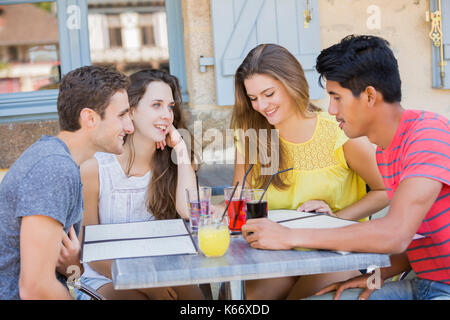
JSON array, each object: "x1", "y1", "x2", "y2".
[
  {"x1": 81, "y1": 219, "x2": 197, "y2": 262},
  {"x1": 269, "y1": 209, "x2": 358, "y2": 229},
  {"x1": 268, "y1": 209, "x2": 425, "y2": 253}
]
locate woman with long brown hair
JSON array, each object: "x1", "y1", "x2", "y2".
[
  {"x1": 76, "y1": 69, "x2": 204, "y2": 300},
  {"x1": 232, "y1": 44, "x2": 389, "y2": 299}
]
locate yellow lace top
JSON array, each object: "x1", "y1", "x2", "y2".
[{"x1": 236, "y1": 112, "x2": 367, "y2": 213}]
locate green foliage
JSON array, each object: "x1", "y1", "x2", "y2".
[{"x1": 33, "y1": 2, "x2": 53, "y2": 13}]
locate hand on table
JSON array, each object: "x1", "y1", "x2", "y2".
[
  {"x1": 297, "y1": 200, "x2": 335, "y2": 216},
  {"x1": 242, "y1": 218, "x2": 293, "y2": 250}
]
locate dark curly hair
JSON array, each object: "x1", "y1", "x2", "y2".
[
  {"x1": 315, "y1": 35, "x2": 402, "y2": 103},
  {"x1": 57, "y1": 65, "x2": 130, "y2": 131}
]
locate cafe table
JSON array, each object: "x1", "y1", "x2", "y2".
[{"x1": 111, "y1": 235, "x2": 390, "y2": 300}]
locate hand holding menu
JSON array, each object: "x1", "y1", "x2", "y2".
[
  {"x1": 268, "y1": 210, "x2": 358, "y2": 254},
  {"x1": 81, "y1": 219, "x2": 197, "y2": 262},
  {"x1": 268, "y1": 210, "x2": 358, "y2": 229},
  {"x1": 268, "y1": 209, "x2": 425, "y2": 249}
]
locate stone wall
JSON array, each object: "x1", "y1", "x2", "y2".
[
  {"x1": 0, "y1": 120, "x2": 59, "y2": 169},
  {"x1": 315, "y1": 0, "x2": 450, "y2": 116}
]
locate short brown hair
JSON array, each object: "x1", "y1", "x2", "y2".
[{"x1": 57, "y1": 65, "x2": 130, "y2": 132}]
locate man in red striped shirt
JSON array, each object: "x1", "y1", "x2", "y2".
[
  {"x1": 376, "y1": 109, "x2": 449, "y2": 286},
  {"x1": 242, "y1": 35, "x2": 449, "y2": 300}
]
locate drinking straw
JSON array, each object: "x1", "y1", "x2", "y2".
[
  {"x1": 232, "y1": 164, "x2": 255, "y2": 230},
  {"x1": 195, "y1": 169, "x2": 201, "y2": 207},
  {"x1": 259, "y1": 167, "x2": 294, "y2": 203},
  {"x1": 238, "y1": 163, "x2": 254, "y2": 201},
  {"x1": 219, "y1": 181, "x2": 240, "y2": 227}
]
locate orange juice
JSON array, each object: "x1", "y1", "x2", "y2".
[{"x1": 198, "y1": 225, "x2": 230, "y2": 257}]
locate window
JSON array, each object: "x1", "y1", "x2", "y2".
[
  {"x1": 0, "y1": 0, "x2": 187, "y2": 123},
  {"x1": 0, "y1": 2, "x2": 60, "y2": 94},
  {"x1": 108, "y1": 27, "x2": 123, "y2": 47},
  {"x1": 88, "y1": 5, "x2": 168, "y2": 74},
  {"x1": 87, "y1": 0, "x2": 187, "y2": 101},
  {"x1": 0, "y1": 0, "x2": 91, "y2": 123},
  {"x1": 8, "y1": 47, "x2": 19, "y2": 62},
  {"x1": 141, "y1": 25, "x2": 155, "y2": 46}
]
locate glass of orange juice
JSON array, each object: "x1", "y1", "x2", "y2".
[{"x1": 198, "y1": 214, "x2": 230, "y2": 257}]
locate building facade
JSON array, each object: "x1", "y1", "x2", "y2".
[{"x1": 0, "y1": 0, "x2": 449, "y2": 170}]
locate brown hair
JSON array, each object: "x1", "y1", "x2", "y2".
[
  {"x1": 126, "y1": 69, "x2": 194, "y2": 220},
  {"x1": 57, "y1": 65, "x2": 130, "y2": 131},
  {"x1": 231, "y1": 43, "x2": 321, "y2": 190}
]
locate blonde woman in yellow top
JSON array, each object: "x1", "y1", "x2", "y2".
[{"x1": 231, "y1": 44, "x2": 389, "y2": 300}]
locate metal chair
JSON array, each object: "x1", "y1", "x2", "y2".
[
  {"x1": 66, "y1": 278, "x2": 106, "y2": 300},
  {"x1": 67, "y1": 278, "x2": 212, "y2": 300}
]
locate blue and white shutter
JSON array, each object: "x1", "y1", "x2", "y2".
[{"x1": 210, "y1": 0, "x2": 323, "y2": 106}]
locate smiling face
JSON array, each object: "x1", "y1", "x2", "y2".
[
  {"x1": 326, "y1": 80, "x2": 372, "y2": 139},
  {"x1": 94, "y1": 89, "x2": 134, "y2": 154},
  {"x1": 130, "y1": 81, "x2": 175, "y2": 143},
  {"x1": 244, "y1": 73, "x2": 297, "y2": 127}
]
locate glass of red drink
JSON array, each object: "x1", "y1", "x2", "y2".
[{"x1": 224, "y1": 186, "x2": 248, "y2": 233}]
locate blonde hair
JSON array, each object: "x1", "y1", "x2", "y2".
[{"x1": 231, "y1": 43, "x2": 321, "y2": 190}]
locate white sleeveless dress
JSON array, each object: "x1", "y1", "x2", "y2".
[{"x1": 81, "y1": 152, "x2": 153, "y2": 283}]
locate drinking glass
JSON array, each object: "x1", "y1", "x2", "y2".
[
  {"x1": 224, "y1": 186, "x2": 248, "y2": 233},
  {"x1": 246, "y1": 189, "x2": 268, "y2": 219},
  {"x1": 198, "y1": 214, "x2": 230, "y2": 257},
  {"x1": 185, "y1": 186, "x2": 211, "y2": 234}
]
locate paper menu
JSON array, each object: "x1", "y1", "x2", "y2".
[
  {"x1": 83, "y1": 219, "x2": 190, "y2": 242},
  {"x1": 268, "y1": 209, "x2": 425, "y2": 241},
  {"x1": 268, "y1": 210, "x2": 318, "y2": 223},
  {"x1": 81, "y1": 219, "x2": 197, "y2": 263},
  {"x1": 268, "y1": 210, "x2": 356, "y2": 255},
  {"x1": 82, "y1": 236, "x2": 197, "y2": 262},
  {"x1": 269, "y1": 210, "x2": 357, "y2": 229}
]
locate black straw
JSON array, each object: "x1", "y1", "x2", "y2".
[
  {"x1": 238, "y1": 164, "x2": 254, "y2": 201},
  {"x1": 195, "y1": 169, "x2": 200, "y2": 206},
  {"x1": 259, "y1": 168, "x2": 294, "y2": 203}
]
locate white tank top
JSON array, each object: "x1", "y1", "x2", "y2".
[{"x1": 82, "y1": 152, "x2": 153, "y2": 281}]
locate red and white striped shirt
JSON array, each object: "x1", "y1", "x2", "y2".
[{"x1": 376, "y1": 110, "x2": 449, "y2": 284}]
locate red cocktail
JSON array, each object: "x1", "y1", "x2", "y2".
[{"x1": 225, "y1": 199, "x2": 246, "y2": 232}]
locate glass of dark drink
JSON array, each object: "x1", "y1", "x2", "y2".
[{"x1": 245, "y1": 189, "x2": 268, "y2": 219}]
